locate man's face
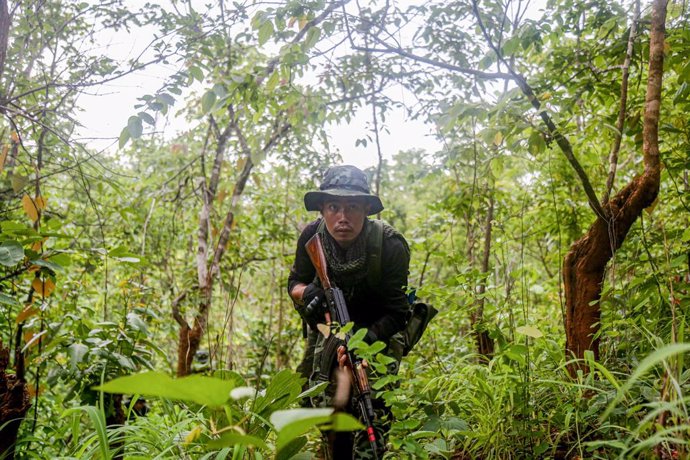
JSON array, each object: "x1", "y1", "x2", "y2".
[{"x1": 321, "y1": 197, "x2": 369, "y2": 248}]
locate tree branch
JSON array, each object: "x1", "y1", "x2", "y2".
[
  {"x1": 259, "y1": 0, "x2": 351, "y2": 84},
  {"x1": 471, "y1": 0, "x2": 607, "y2": 220},
  {"x1": 172, "y1": 291, "x2": 189, "y2": 328},
  {"x1": 642, "y1": 0, "x2": 664, "y2": 178}
]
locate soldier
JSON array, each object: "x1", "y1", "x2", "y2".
[{"x1": 288, "y1": 165, "x2": 410, "y2": 459}]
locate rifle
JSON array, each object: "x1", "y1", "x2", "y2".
[{"x1": 304, "y1": 233, "x2": 379, "y2": 459}]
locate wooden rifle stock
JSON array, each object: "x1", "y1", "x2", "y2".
[
  {"x1": 304, "y1": 233, "x2": 380, "y2": 459},
  {"x1": 304, "y1": 234, "x2": 331, "y2": 289}
]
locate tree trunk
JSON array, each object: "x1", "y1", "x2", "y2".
[
  {"x1": 0, "y1": 341, "x2": 30, "y2": 459},
  {"x1": 105, "y1": 394, "x2": 125, "y2": 460},
  {"x1": 472, "y1": 190, "x2": 495, "y2": 358},
  {"x1": 564, "y1": 0, "x2": 665, "y2": 374}
]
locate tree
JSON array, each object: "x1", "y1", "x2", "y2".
[{"x1": 329, "y1": 0, "x2": 670, "y2": 371}]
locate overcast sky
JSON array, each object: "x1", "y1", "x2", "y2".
[{"x1": 74, "y1": 1, "x2": 441, "y2": 170}]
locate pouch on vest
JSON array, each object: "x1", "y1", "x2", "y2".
[{"x1": 402, "y1": 302, "x2": 438, "y2": 357}]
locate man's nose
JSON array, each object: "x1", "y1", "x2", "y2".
[{"x1": 335, "y1": 208, "x2": 349, "y2": 220}]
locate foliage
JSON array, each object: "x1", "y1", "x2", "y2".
[{"x1": 0, "y1": 0, "x2": 689, "y2": 459}]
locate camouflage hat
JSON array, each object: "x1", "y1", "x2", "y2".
[{"x1": 304, "y1": 165, "x2": 384, "y2": 215}]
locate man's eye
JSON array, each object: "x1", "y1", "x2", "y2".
[
  {"x1": 328, "y1": 204, "x2": 339, "y2": 212},
  {"x1": 348, "y1": 204, "x2": 361, "y2": 212}
]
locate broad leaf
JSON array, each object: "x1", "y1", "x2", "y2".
[
  {"x1": 68, "y1": 342, "x2": 89, "y2": 370},
  {"x1": 515, "y1": 326, "x2": 543, "y2": 338},
  {"x1": 94, "y1": 372, "x2": 236, "y2": 407},
  {"x1": 127, "y1": 116, "x2": 143, "y2": 139},
  {"x1": 0, "y1": 241, "x2": 24, "y2": 266}
]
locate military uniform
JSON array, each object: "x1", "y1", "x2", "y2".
[{"x1": 287, "y1": 165, "x2": 410, "y2": 459}]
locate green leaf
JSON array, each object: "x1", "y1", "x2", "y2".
[
  {"x1": 528, "y1": 130, "x2": 545, "y2": 154},
  {"x1": 502, "y1": 36, "x2": 520, "y2": 55},
  {"x1": 271, "y1": 408, "x2": 333, "y2": 432},
  {"x1": 118, "y1": 127, "x2": 130, "y2": 149},
  {"x1": 682, "y1": 227, "x2": 690, "y2": 242},
  {"x1": 275, "y1": 437, "x2": 308, "y2": 460},
  {"x1": 273, "y1": 408, "x2": 332, "y2": 452},
  {"x1": 158, "y1": 93, "x2": 175, "y2": 105},
  {"x1": 212, "y1": 84, "x2": 227, "y2": 98},
  {"x1": 0, "y1": 241, "x2": 24, "y2": 266},
  {"x1": 266, "y1": 71, "x2": 280, "y2": 92},
  {"x1": 303, "y1": 26, "x2": 321, "y2": 50},
  {"x1": 602, "y1": 343, "x2": 690, "y2": 420},
  {"x1": 515, "y1": 325, "x2": 543, "y2": 338},
  {"x1": 189, "y1": 66, "x2": 204, "y2": 82},
  {"x1": 330, "y1": 412, "x2": 364, "y2": 431},
  {"x1": 127, "y1": 116, "x2": 143, "y2": 139},
  {"x1": 10, "y1": 174, "x2": 29, "y2": 193},
  {"x1": 207, "y1": 432, "x2": 269, "y2": 451},
  {"x1": 126, "y1": 313, "x2": 148, "y2": 333},
  {"x1": 138, "y1": 112, "x2": 155, "y2": 125},
  {"x1": 49, "y1": 253, "x2": 72, "y2": 267},
  {"x1": 201, "y1": 90, "x2": 217, "y2": 114},
  {"x1": 272, "y1": 409, "x2": 363, "y2": 454},
  {"x1": 297, "y1": 381, "x2": 328, "y2": 400},
  {"x1": 258, "y1": 21, "x2": 274, "y2": 46},
  {"x1": 94, "y1": 372, "x2": 236, "y2": 407},
  {"x1": 68, "y1": 343, "x2": 89, "y2": 371},
  {"x1": 254, "y1": 369, "x2": 304, "y2": 415},
  {"x1": 32, "y1": 258, "x2": 65, "y2": 273},
  {"x1": 0, "y1": 292, "x2": 19, "y2": 306},
  {"x1": 63, "y1": 406, "x2": 109, "y2": 460}
]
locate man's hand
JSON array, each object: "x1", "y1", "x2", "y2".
[
  {"x1": 337, "y1": 345, "x2": 368, "y2": 372},
  {"x1": 301, "y1": 282, "x2": 324, "y2": 307},
  {"x1": 296, "y1": 283, "x2": 325, "y2": 329}
]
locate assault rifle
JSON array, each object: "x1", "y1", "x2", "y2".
[{"x1": 304, "y1": 233, "x2": 379, "y2": 459}]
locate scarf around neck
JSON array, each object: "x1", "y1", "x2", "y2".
[{"x1": 317, "y1": 219, "x2": 370, "y2": 287}]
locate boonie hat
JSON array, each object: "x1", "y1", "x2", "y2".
[{"x1": 304, "y1": 165, "x2": 384, "y2": 216}]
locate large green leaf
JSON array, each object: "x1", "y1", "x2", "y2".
[
  {"x1": 272, "y1": 408, "x2": 332, "y2": 452},
  {"x1": 0, "y1": 240, "x2": 24, "y2": 266},
  {"x1": 254, "y1": 369, "x2": 304, "y2": 415},
  {"x1": 272, "y1": 408, "x2": 363, "y2": 453},
  {"x1": 94, "y1": 372, "x2": 236, "y2": 407}
]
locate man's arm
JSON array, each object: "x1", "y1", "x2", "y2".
[
  {"x1": 365, "y1": 236, "x2": 411, "y2": 343},
  {"x1": 289, "y1": 283, "x2": 308, "y2": 306},
  {"x1": 287, "y1": 220, "x2": 321, "y2": 306}
]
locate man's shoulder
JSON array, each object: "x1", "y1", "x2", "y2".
[
  {"x1": 368, "y1": 220, "x2": 409, "y2": 262},
  {"x1": 298, "y1": 218, "x2": 322, "y2": 237},
  {"x1": 374, "y1": 221, "x2": 408, "y2": 249}
]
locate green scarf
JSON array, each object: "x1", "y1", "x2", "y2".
[{"x1": 318, "y1": 219, "x2": 370, "y2": 287}]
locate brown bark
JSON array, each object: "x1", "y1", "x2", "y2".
[
  {"x1": 0, "y1": 341, "x2": 30, "y2": 459},
  {"x1": 564, "y1": 0, "x2": 665, "y2": 374},
  {"x1": 175, "y1": 114, "x2": 290, "y2": 376},
  {"x1": 172, "y1": 2, "x2": 336, "y2": 376}
]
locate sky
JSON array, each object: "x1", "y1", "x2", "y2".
[{"x1": 74, "y1": 2, "x2": 442, "y2": 170}]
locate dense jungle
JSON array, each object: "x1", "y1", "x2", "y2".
[{"x1": 0, "y1": 0, "x2": 689, "y2": 458}]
